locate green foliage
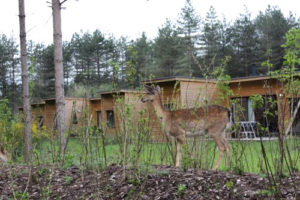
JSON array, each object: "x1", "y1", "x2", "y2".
[
  {"x1": 153, "y1": 20, "x2": 185, "y2": 76},
  {"x1": 64, "y1": 175, "x2": 73, "y2": 185},
  {"x1": 181, "y1": 143, "x2": 192, "y2": 170},
  {"x1": 213, "y1": 56, "x2": 233, "y2": 103},
  {"x1": 0, "y1": 99, "x2": 23, "y2": 159},
  {"x1": 282, "y1": 28, "x2": 300, "y2": 68},
  {"x1": 177, "y1": 183, "x2": 187, "y2": 196},
  {"x1": 258, "y1": 186, "x2": 277, "y2": 197},
  {"x1": 13, "y1": 191, "x2": 29, "y2": 200},
  {"x1": 225, "y1": 180, "x2": 234, "y2": 190},
  {"x1": 250, "y1": 95, "x2": 264, "y2": 110},
  {"x1": 66, "y1": 83, "x2": 111, "y2": 98},
  {"x1": 200, "y1": 6, "x2": 223, "y2": 72}
]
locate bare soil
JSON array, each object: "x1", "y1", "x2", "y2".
[{"x1": 0, "y1": 164, "x2": 299, "y2": 199}]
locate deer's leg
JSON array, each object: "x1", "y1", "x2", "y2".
[
  {"x1": 211, "y1": 134, "x2": 226, "y2": 171},
  {"x1": 175, "y1": 139, "x2": 182, "y2": 167},
  {"x1": 219, "y1": 136, "x2": 230, "y2": 168},
  {"x1": 213, "y1": 148, "x2": 224, "y2": 170},
  {"x1": 223, "y1": 139, "x2": 230, "y2": 168},
  {"x1": 174, "y1": 128, "x2": 186, "y2": 167}
]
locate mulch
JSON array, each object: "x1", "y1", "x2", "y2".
[{"x1": 0, "y1": 164, "x2": 299, "y2": 199}]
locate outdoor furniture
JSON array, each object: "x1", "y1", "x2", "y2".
[{"x1": 238, "y1": 121, "x2": 257, "y2": 139}]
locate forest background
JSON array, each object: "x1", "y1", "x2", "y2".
[{"x1": 1, "y1": 1, "x2": 300, "y2": 113}]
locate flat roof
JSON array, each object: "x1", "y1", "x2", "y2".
[
  {"x1": 229, "y1": 75, "x2": 273, "y2": 83},
  {"x1": 89, "y1": 97, "x2": 102, "y2": 101},
  {"x1": 142, "y1": 76, "x2": 216, "y2": 84},
  {"x1": 42, "y1": 97, "x2": 88, "y2": 101},
  {"x1": 142, "y1": 75, "x2": 282, "y2": 84},
  {"x1": 98, "y1": 89, "x2": 145, "y2": 95}
]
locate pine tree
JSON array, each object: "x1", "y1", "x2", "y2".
[
  {"x1": 177, "y1": 0, "x2": 201, "y2": 77},
  {"x1": 200, "y1": 6, "x2": 223, "y2": 74},
  {"x1": 255, "y1": 6, "x2": 296, "y2": 71},
  {"x1": 126, "y1": 33, "x2": 152, "y2": 87},
  {"x1": 229, "y1": 9, "x2": 259, "y2": 77},
  {"x1": 153, "y1": 20, "x2": 184, "y2": 77}
]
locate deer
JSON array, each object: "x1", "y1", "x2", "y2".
[{"x1": 141, "y1": 85, "x2": 231, "y2": 170}]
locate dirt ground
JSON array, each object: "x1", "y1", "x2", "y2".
[{"x1": 0, "y1": 164, "x2": 299, "y2": 200}]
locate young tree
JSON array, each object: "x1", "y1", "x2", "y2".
[
  {"x1": 281, "y1": 28, "x2": 300, "y2": 136},
  {"x1": 18, "y1": 0, "x2": 32, "y2": 162}
]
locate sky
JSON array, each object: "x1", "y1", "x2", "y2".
[{"x1": 1, "y1": 0, "x2": 300, "y2": 44}]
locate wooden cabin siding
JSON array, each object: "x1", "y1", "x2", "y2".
[
  {"x1": 100, "y1": 95, "x2": 118, "y2": 134},
  {"x1": 157, "y1": 82, "x2": 181, "y2": 109},
  {"x1": 180, "y1": 81, "x2": 218, "y2": 108},
  {"x1": 28, "y1": 98, "x2": 87, "y2": 131},
  {"x1": 44, "y1": 101, "x2": 56, "y2": 129},
  {"x1": 64, "y1": 99, "x2": 87, "y2": 129},
  {"x1": 90, "y1": 99, "x2": 101, "y2": 127},
  {"x1": 230, "y1": 79, "x2": 282, "y2": 97}
]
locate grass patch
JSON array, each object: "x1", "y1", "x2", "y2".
[{"x1": 20, "y1": 137, "x2": 300, "y2": 174}]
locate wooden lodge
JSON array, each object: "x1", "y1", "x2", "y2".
[
  {"x1": 25, "y1": 75, "x2": 300, "y2": 139},
  {"x1": 89, "y1": 90, "x2": 146, "y2": 134},
  {"x1": 21, "y1": 98, "x2": 87, "y2": 132}
]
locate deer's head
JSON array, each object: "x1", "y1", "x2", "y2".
[{"x1": 141, "y1": 85, "x2": 161, "y2": 103}]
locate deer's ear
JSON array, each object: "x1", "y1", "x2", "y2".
[
  {"x1": 144, "y1": 84, "x2": 154, "y2": 94},
  {"x1": 156, "y1": 85, "x2": 161, "y2": 93}
]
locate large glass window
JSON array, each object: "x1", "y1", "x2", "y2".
[
  {"x1": 106, "y1": 110, "x2": 115, "y2": 128},
  {"x1": 72, "y1": 112, "x2": 78, "y2": 124},
  {"x1": 231, "y1": 95, "x2": 278, "y2": 134}
]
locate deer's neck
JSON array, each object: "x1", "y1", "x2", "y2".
[{"x1": 153, "y1": 96, "x2": 169, "y2": 122}]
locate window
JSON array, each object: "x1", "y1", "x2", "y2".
[
  {"x1": 231, "y1": 97, "x2": 250, "y2": 121},
  {"x1": 256, "y1": 95, "x2": 278, "y2": 133},
  {"x1": 106, "y1": 110, "x2": 115, "y2": 128},
  {"x1": 97, "y1": 111, "x2": 102, "y2": 127},
  {"x1": 231, "y1": 95, "x2": 278, "y2": 133},
  {"x1": 72, "y1": 112, "x2": 78, "y2": 124}
]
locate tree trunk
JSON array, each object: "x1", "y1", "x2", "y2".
[
  {"x1": 52, "y1": 0, "x2": 67, "y2": 159},
  {"x1": 18, "y1": 0, "x2": 32, "y2": 163}
]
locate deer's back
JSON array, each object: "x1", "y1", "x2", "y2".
[{"x1": 170, "y1": 105, "x2": 229, "y2": 129}]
